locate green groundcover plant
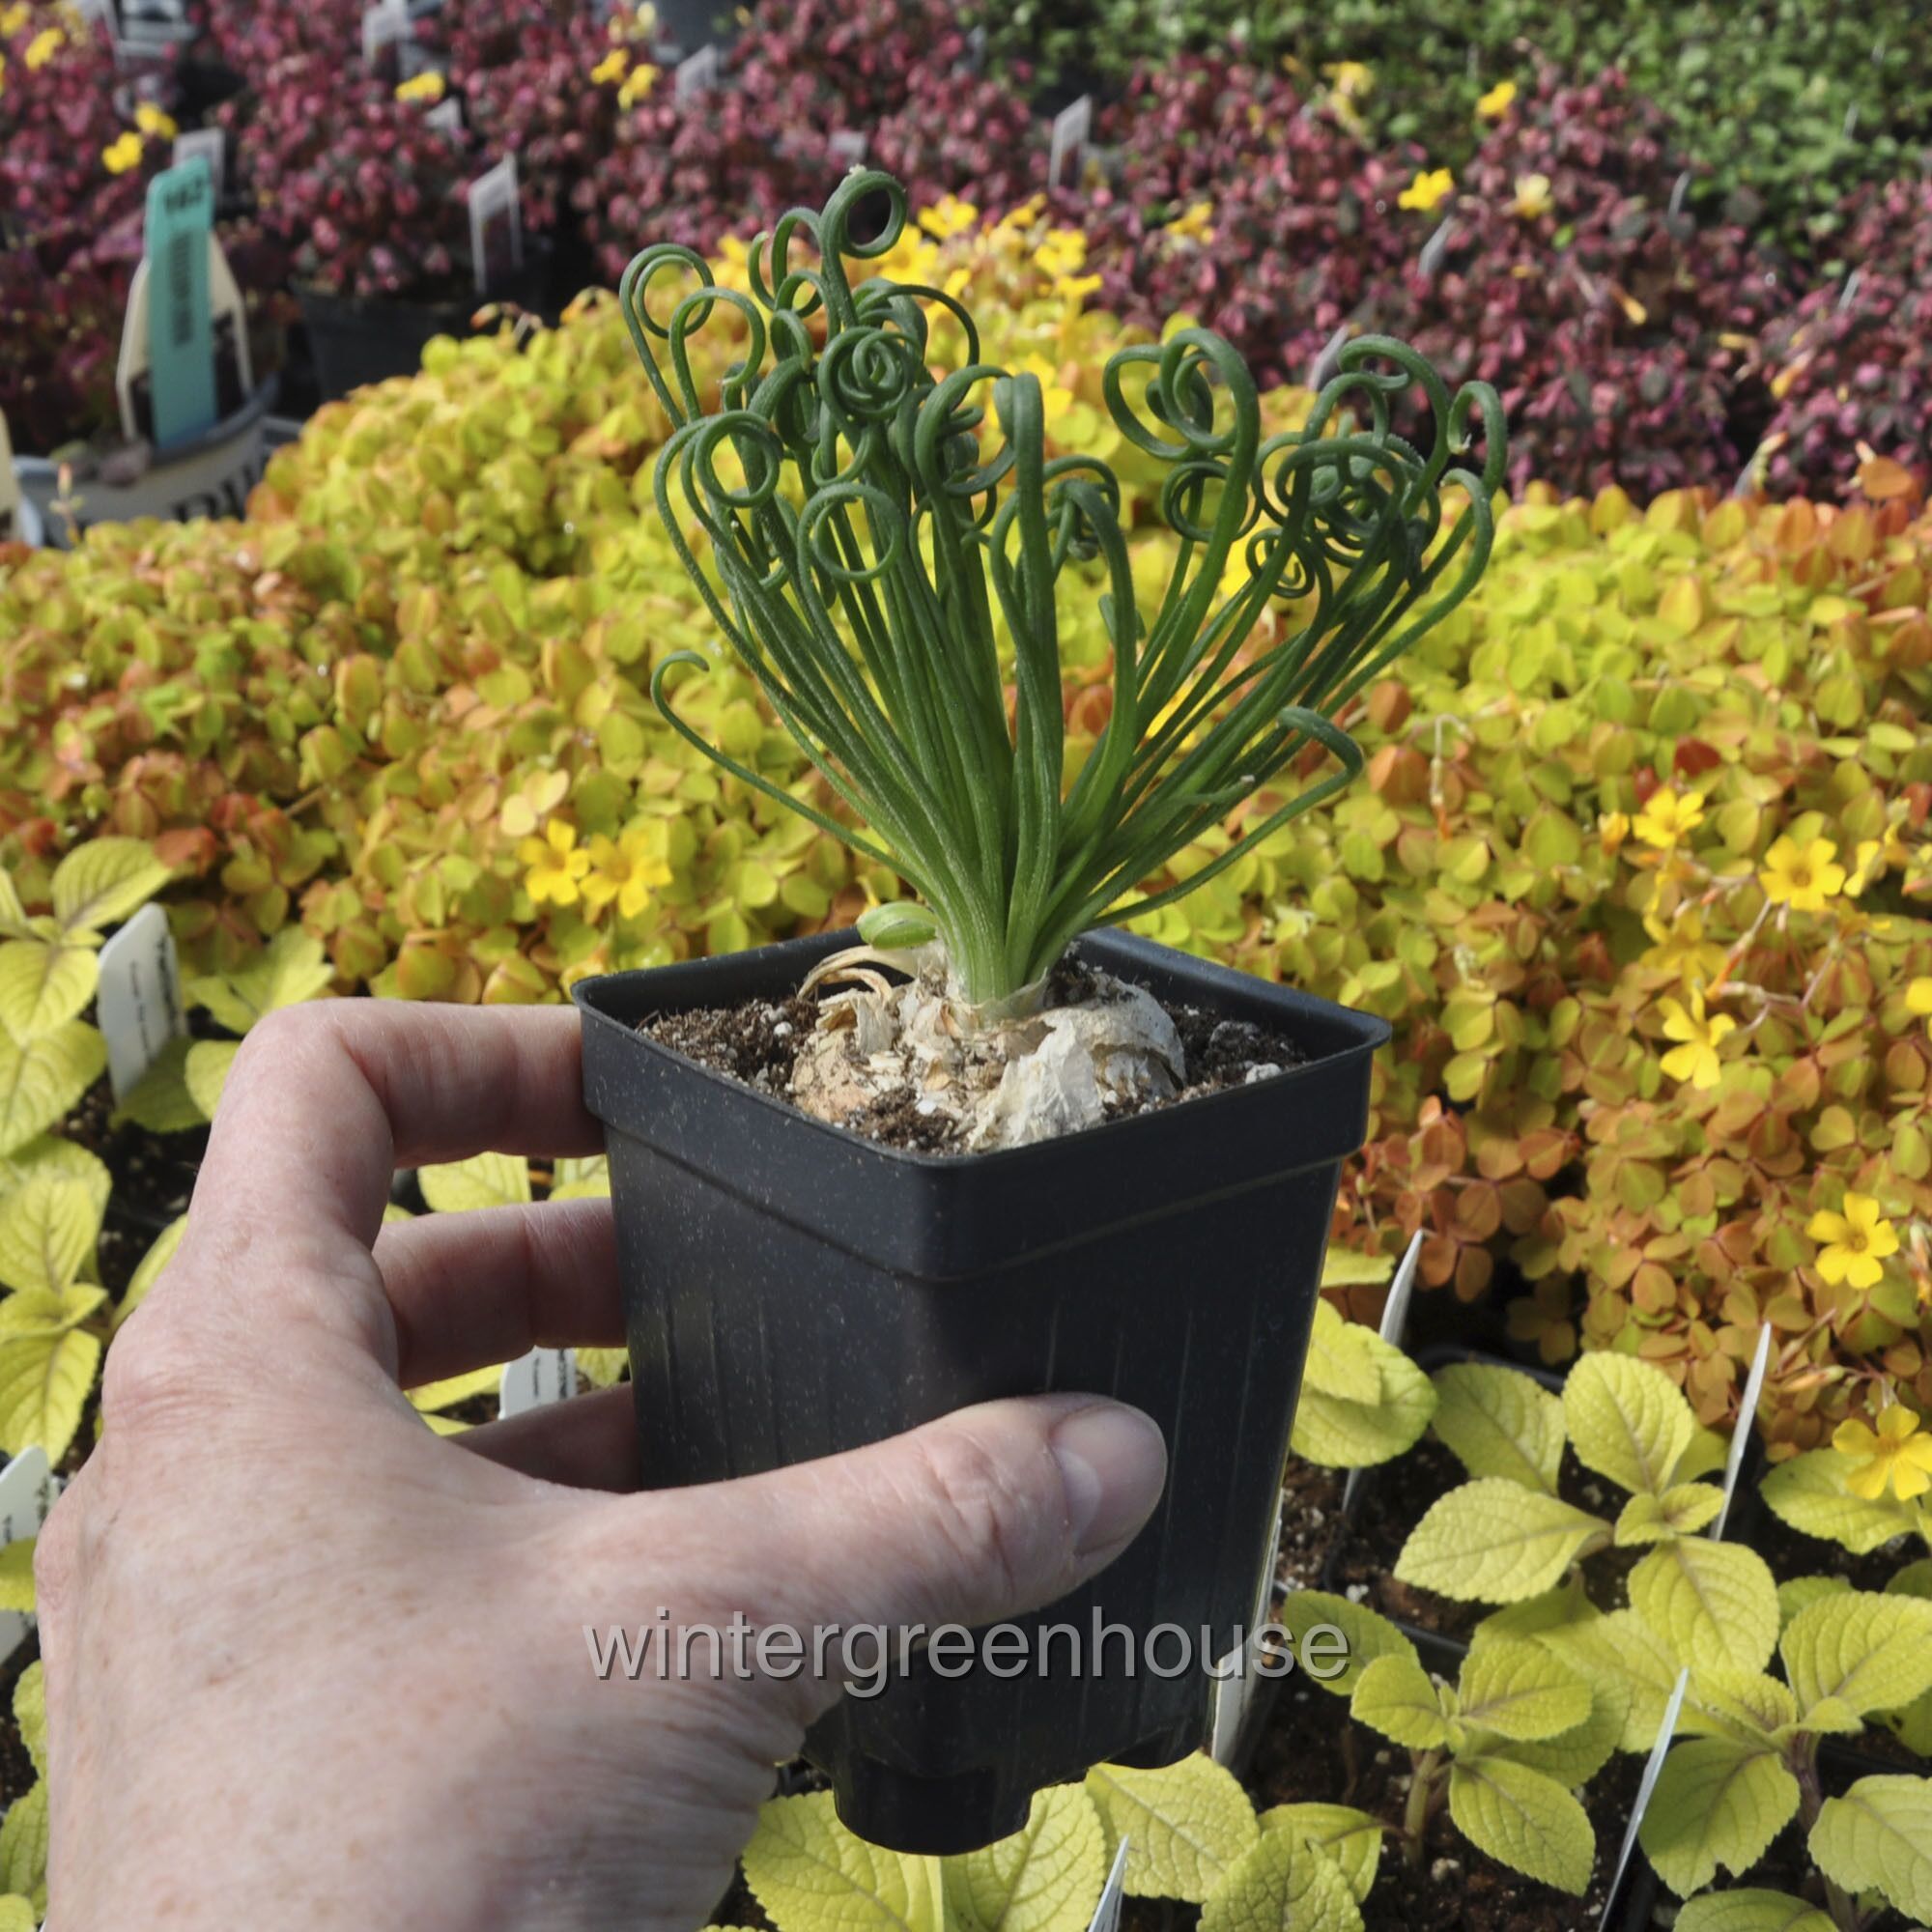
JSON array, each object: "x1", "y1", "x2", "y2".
[{"x1": 617, "y1": 167, "x2": 1504, "y2": 1006}]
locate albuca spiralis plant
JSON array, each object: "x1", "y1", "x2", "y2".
[{"x1": 619, "y1": 168, "x2": 1503, "y2": 1007}]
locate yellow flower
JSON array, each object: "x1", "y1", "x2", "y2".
[
  {"x1": 1322, "y1": 60, "x2": 1373, "y2": 98},
  {"x1": 997, "y1": 194, "x2": 1045, "y2": 233},
  {"x1": 1633, "y1": 787, "x2": 1705, "y2": 850},
  {"x1": 1909, "y1": 977, "x2": 1932, "y2": 1036},
  {"x1": 101, "y1": 130, "x2": 145, "y2": 175},
  {"x1": 395, "y1": 70, "x2": 446, "y2": 102},
  {"x1": 1760, "y1": 835, "x2": 1846, "y2": 913},
  {"x1": 0, "y1": 51, "x2": 8, "y2": 94},
  {"x1": 1808, "y1": 1193, "x2": 1901, "y2": 1292},
  {"x1": 1846, "y1": 824, "x2": 1911, "y2": 895},
  {"x1": 1398, "y1": 167, "x2": 1455, "y2": 213},
  {"x1": 134, "y1": 100, "x2": 179, "y2": 140},
  {"x1": 617, "y1": 61, "x2": 659, "y2": 106},
  {"x1": 1832, "y1": 1406, "x2": 1932, "y2": 1503},
  {"x1": 24, "y1": 25, "x2": 63, "y2": 68},
  {"x1": 1034, "y1": 225, "x2": 1089, "y2": 280},
  {"x1": 1054, "y1": 271, "x2": 1102, "y2": 300},
  {"x1": 1657, "y1": 985, "x2": 1735, "y2": 1090},
  {"x1": 581, "y1": 827, "x2": 673, "y2": 923},
  {"x1": 1477, "y1": 78, "x2": 1518, "y2": 120},
  {"x1": 1016, "y1": 354, "x2": 1075, "y2": 418},
  {"x1": 1511, "y1": 172, "x2": 1552, "y2": 220},
  {"x1": 590, "y1": 45, "x2": 628, "y2": 84},
  {"x1": 1167, "y1": 200, "x2": 1215, "y2": 245},
  {"x1": 1598, "y1": 810, "x2": 1631, "y2": 854},
  {"x1": 519, "y1": 820, "x2": 591, "y2": 908},
  {"x1": 0, "y1": 3, "x2": 27, "y2": 34},
  {"x1": 1641, "y1": 907, "x2": 1728, "y2": 987},
  {"x1": 918, "y1": 198, "x2": 979, "y2": 242}
]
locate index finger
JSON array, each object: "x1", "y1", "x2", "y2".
[{"x1": 186, "y1": 999, "x2": 600, "y2": 1297}]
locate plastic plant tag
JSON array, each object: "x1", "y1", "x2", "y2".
[
  {"x1": 828, "y1": 129, "x2": 869, "y2": 167},
  {"x1": 498, "y1": 1349, "x2": 576, "y2": 1419},
  {"x1": 398, "y1": 38, "x2": 446, "y2": 80},
  {"x1": 172, "y1": 128, "x2": 226, "y2": 202},
  {"x1": 1417, "y1": 216, "x2": 1456, "y2": 279},
  {"x1": 71, "y1": 0, "x2": 117, "y2": 29},
  {"x1": 114, "y1": 230, "x2": 253, "y2": 450},
  {"x1": 468, "y1": 156, "x2": 523, "y2": 297},
  {"x1": 1208, "y1": 1491, "x2": 1286, "y2": 1767},
  {"x1": 0, "y1": 1447, "x2": 56, "y2": 1665},
  {"x1": 426, "y1": 95, "x2": 464, "y2": 133},
  {"x1": 1600, "y1": 1666, "x2": 1690, "y2": 1928},
  {"x1": 139, "y1": 163, "x2": 217, "y2": 449},
  {"x1": 674, "y1": 43, "x2": 719, "y2": 99},
  {"x1": 1339, "y1": 1229, "x2": 1426, "y2": 1515},
  {"x1": 361, "y1": 0, "x2": 409, "y2": 62},
  {"x1": 1711, "y1": 1323, "x2": 1772, "y2": 1542},
  {"x1": 1089, "y1": 1835, "x2": 1129, "y2": 1932},
  {"x1": 1048, "y1": 95, "x2": 1093, "y2": 189},
  {"x1": 97, "y1": 902, "x2": 185, "y2": 1102}
]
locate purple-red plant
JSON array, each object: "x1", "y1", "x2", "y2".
[
  {"x1": 1388, "y1": 69, "x2": 1785, "y2": 498},
  {"x1": 1755, "y1": 177, "x2": 1932, "y2": 501},
  {"x1": 0, "y1": 237, "x2": 125, "y2": 456},
  {"x1": 232, "y1": 55, "x2": 479, "y2": 300}
]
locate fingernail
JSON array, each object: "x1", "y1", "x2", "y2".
[{"x1": 1052, "y1": 1404, "x2": 1168, "y2": 1557}]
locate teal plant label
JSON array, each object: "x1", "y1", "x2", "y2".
[{"x1": 143, "y1": 163, "x2": 216, "y2": 449}]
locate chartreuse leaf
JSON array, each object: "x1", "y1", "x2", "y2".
[
  {"x1": 1628, "y1": 1541, "x2": 1778, "y2": 1675},
  {"x1": 0, "y1": 1020, "x2": 106, "y2": 1159},
  {"x1": 0, "y1": 1173, "x2": 99, "y2": 1294},
  {"x1": 185, "y1": 927, "x2": 334, "y2": 1035},
  {"x1": 408, "y1": 1366, "x2": 505, "y2": 1412},
  {"x1": 1613, "y1": 1483, "x2": 1724, "y2": 1546},
  {"x1": 857, "y1": 903, "x2": 940, "y2": 952},
  {"x1": 1395, "y1": 1479, "x2": 1608, "y2": 1603},
  {"x1": 14, "y1": 1663, "x2": 43, "y2": 1779},
  {"x1": 1675, "y1": 1890, "x2": 1834, "y2": 1932},
  {"x1": 1471, "y1": 1575, "x2": 1597, "y2": 1647},
  {"x1": 1454, "y1": 1639, "x2": 1592, "y2": 1743},
  {"x1": 1257, "y1": 1805, "x2": 1380, "y2": 1905},
  {"x1": 51, "y1": 837, "x2": 171, "y2": 937},
  {"x1": 185, "y1": 1039, "x2": 241, "y2": 1119},
  {"x1": 578, "y1": 1348, "x2": 630, "y2": 1386},
  {"x1": 0, "y1": 939, "x2": 99, "y2": 1038},
  {"x1": 0, "y1": 1894, "x2": 32, "y2": 1932},
  {"x1": 1539, "y1": 1608, "x2": 1682, "y2": 1751},
  {"x1": 0, "y1": 1543, "x2": 33, "y2": 1614},
  {"x1": 0, "y1": 1285, "x2": 106, "y2": 1461},
  {"x1": 1197, "y1": 1828, "x2": 1360, "y2": 1932},
  {"x1": 114, "y1": 1213, "x2": 186, "y2": 1332},
  {"x1": 1446, "y1": 1755, "x2": 1593, "y2": 1893},
  {"x1": 1429, "y1": 1362, "x2": 1563, "y2": 1493},
  {"x1": 1491, "y1": 1677, "x2": 1628, "y2": 1787},
  {"x1": 418, "y1": 1152, "x2": 534, "y2": 1212},
  {"x1": 1563, "y1": 1353, "x2": 1695, "y2": 1499},
  {"x1": 1291, "y1": 1304, "x2": 1435, "y2": 1468},
  {"x1": 1775, "y1": 1575, "x2": 1850, "y2": 1632},
  {"x1": 115, "y1": 1035, "x2": 204, "y2": 1133},
  {"x1": 1808, "y1": 1776, "x2": 1932, "y2": 1919},
  {"x1": 1277, "y1": 1590, "x2": 1416, "y2": 1697},
  {"x1": 1675, "y1": 1427, "x2": 1730, "y2": 1484},
  {"x1": 0, "y1": 873, "x2": 28, "y2": 942},
  {"x1": 0, "y1": 1135, "x2": 109, "y2": 1211},
  {"x1": 1779, "y1": 1591, "x2": 1932, "y2": 1719},
  {"x1": 0, "y1": 1779, "x2": 46, "y2": 1896},
  {"x1": 1638, "y1": 1740, "x2": 1799, "y2": 1896},
  {"x1": 1759, "y1": 1450, "x2": 1923, "y2": 1555},
  {"x1": 743, "y1": 1792, "x2": 943, "y2": 1932},
  {"x1": 550, "y1": 1152, "x2": 611, "y2": 1201},
  {"x1": 942, "y1": 1783, "x2": 1106, "y2": 1932},
  {"x1": 1084, "y1": 1754, "x2": 1260, "y2": 1902},
  {"x1": 1350, "y1": 1653, "x2": 1452, "y2": 1749}
]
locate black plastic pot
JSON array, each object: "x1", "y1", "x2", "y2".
[{"x1": 575, "y1": 927, "x2": 1387, "y2": 1855}]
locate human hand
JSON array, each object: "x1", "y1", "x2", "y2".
[{"x1": 36, "y1": 1002, "x2": 1167, "y2": 1931}]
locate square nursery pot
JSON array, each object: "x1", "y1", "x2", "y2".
[{"x1": 575, "y1": 927, "x2": 1388, "y2": 1855}]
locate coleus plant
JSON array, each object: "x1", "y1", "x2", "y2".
[
  {"x1": 620, "y1": 167, "x2": 1504, "y2": 1009},
  {"x1": 1394, "y1": 1352, "x2": 1748, "y2": 1659}
]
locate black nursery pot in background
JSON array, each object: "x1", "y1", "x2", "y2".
[{"x1": 575, "y1": 928, "x2": 1388, "y2": 1855}]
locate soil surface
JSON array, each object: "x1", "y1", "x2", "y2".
[
  {"x1": 1274, "y1": 1458, "x2": 1348, "y2": 1595},
  {"x1": 58, "y1": 1081, "x2": 206, "y2": 1230},
  {"x1": 0, "y1": 1636, "x2": 38, "y2": 1806},
  {"x1": 639, "y1": 953, "x2": 1305, "y2": 1153}
]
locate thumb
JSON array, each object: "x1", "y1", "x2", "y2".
[{"x1": 724, "y1": 1394, "x2": 1167, "y2": 1642}]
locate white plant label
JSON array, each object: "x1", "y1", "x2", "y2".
[
  {"x1": 674, "y1": 43, "x2": 720, "y2": 100},
  {"x1": 1306, "y1": 319, "x2": 1352, "y2": 390},
  {"x1": 1600, "y1": 1667, "x2": 1690, "y2": 1928},
  {"x1": 1712, "y1": 1323, "x2": 1773, "y2": 1541},
  {"x1": 468, "y1": 156, "x2": 523, "y2": 297},
  {"x1": 96, "y1": 902, "x2": 185, "y2": 1101},
  {"x1": 1416, "y1": 215, "x2": 1456, "y2": 279},
  {"x1": 1208, "y1": 1492, "x2": 1286, "y2": 1766},
  {"x1": 1049, "y1": 95, "x2": 1093, "y2": 190},
  {"x1": 0, "y1": 1448, "x2": 57, "y2": 1665},
  {"x1": 498, "y1": 1348, "x2": 575, "y2": 1419},
  {"x1": 1338, "y1": 1229, "x2": 1427, "y2": 1515},
  {"x1": 828, "y1": 129, "x2": 869, "y2": 167},
  {"x1": 72, "y1": 0, "x2": 117, "y2": 30},
  {"x1": 172, "y1": 128, "x2": 227, "y2": 203},
  {"x1": 361, "y1": 0, "x2": 409, "y2": 63},
  {"x1": 397, "y1": 39, "x2": 445, "y2": 81},
  {"x1": 425, "y1": 96, "x2": 464, "y2": 133},
  {"x1": 1088, "y1": 1834, "x2": 1130, "y2": 1932}
]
